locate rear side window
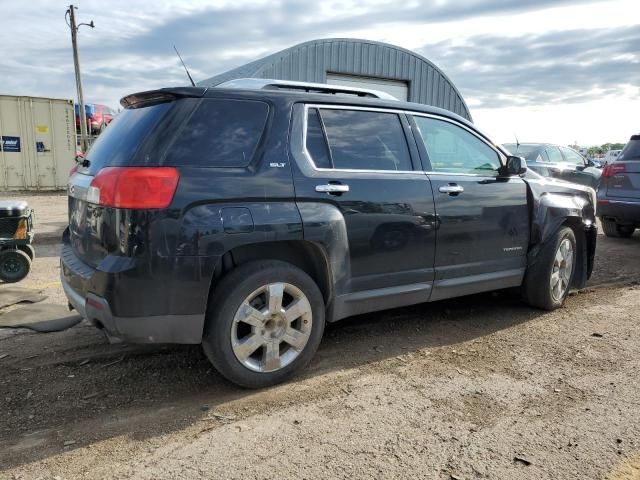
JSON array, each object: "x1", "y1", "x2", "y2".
[
  {"x1": 305, "y1": 108, "x2": 412, "y2": 171},
  {"x1": 539, "y1": 149, "x2": 550, "y2": 162},
  {"x1": 164, "y1": 99, "x2": 269, "y2": 167},
  {"x1": 85, "y1": 102, "x2": 172, "y2": 174},
  {"x1": 305, "y1": 108, "x2": 331, "y2": 168},
  {"x1": 546, "y1": 147, "x2": 563, "y2": 163},
  {"x1": 560, "y1": 147, "x2": 585, "y2": 166}
]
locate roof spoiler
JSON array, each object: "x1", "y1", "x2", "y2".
[
  {"x1": 120, "y1": 87, "x2": 207, "y2": 108},
  {"x1": 215, "y1": 78, "x2": 398, "y2": 100}
]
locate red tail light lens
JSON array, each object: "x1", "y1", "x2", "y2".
[
  {"x1": 87, "y1": 167, "x2": 179, "y2": 209},
  {"x1": 602, "y1": 163, "x2": 626, "y2": 177}
]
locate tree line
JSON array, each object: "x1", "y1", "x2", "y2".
[{"x1": 584, "y1": 143, "x2": 626, "y2": 156}]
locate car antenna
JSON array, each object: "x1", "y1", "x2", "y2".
[
  {"x1": 173, "y1": 45, "x2": 196, "y2": 87},
  {"x1": 514, "y1": 134, "x2": 520, "y2": 150}
]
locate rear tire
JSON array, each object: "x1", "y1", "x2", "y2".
[
  {"x1": 617, "y1": 225, "x2": 635, "y2": 238},
  {"x1": 0, "y1": 249, "x2": 31, "y2": 283},
  {"x1": 601, "y1": 219, "x2": 618, "y2": 237},
  {"x1": 601, "y1": 219, "x2": 634, "y2": 238},
  {"x1": 522, "y1": 227, "x2": 576, "y2": 310},
  {"x1": 202, "y1": 260, "x2": 325, "y2": 389}
]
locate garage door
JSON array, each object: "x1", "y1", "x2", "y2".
[{"x1": 326, "y1": 74, "x2": 409, "y2": 101}]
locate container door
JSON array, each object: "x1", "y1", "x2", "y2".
[
  {"x1": 26, "y1": 98, "x2": 60, "y2": 189},
  {"x1": 53, "y1": 101, "x2": 76, "y2": 188},
  {"x1": 0, "y1": 96, "x2": 28, "y2": 189}
]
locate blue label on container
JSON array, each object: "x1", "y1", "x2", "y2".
[
  {"x1": 36, "y1": 141, "x2": 45, "y2": 153},
  {"x1": 1, "y1": 136, "x2": 21, "y2": 152}
]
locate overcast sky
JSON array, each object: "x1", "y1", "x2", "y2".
[{"x1": 1, "y1": 0, "x2": 638, "y2": 145}]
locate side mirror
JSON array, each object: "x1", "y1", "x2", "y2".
[{"x1": 506, "y1": 155, "x2": 527, "y2": 176}]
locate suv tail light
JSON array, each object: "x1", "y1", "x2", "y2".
[
  {"x1": 602, "y1": 163, "x2": 626, "y2": 177},
  {"x1": 87, "y1": 167, "x2": 179, "y2": 209}
]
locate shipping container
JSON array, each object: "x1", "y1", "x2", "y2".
[{"x1": 0, "y1": 95, "x2": 75, "y2": 190}]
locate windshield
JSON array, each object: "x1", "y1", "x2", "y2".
[{"x1": 618, "y1": 138, "x2": 640, "y2": 161}]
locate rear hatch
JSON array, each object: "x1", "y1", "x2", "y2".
[
  {"x1": 604, "y1": 136, "x2": 640, "y2": 200},
  {"x1": 67, "y1": 89, "x2": 203, "y2": 268}
]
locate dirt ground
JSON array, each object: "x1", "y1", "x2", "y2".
[{"x1": 1, "y1": 196, "x2": 640, "y2": 479}]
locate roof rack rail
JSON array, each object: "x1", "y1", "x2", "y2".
[{"x1": 214, "y1": 78, "x2": 398, "y2": 100}]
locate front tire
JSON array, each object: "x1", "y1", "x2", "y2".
[
  {"x1": 202, "y1": 260, "x2": 325, "y2": 388},
  {"x1": 523, "y1": 227, "x2": 576, "y2": 310},
  {"x1": 0, "y1": 249, "x2": 32, "y2": 283}
]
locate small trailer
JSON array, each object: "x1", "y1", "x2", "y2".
[{"x1": 0, "y1": 200, "x2": 34, "y2": 283}]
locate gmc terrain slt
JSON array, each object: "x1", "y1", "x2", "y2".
[{"x1": 63, "y1": 80, "x2": 597, "y2": 388}]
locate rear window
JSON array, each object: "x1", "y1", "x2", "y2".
[
  {"x1": 619, "y1": 137, "x2": 640, "y2": 161},
  {"x1": 164, "y1": 99, "x2": 269, "y2": 167},
  {"x1": 85, "y1": 102, "x2": 172, "y2": 173}
]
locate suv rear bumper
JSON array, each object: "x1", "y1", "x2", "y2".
[
  {"x1": 61, "y1": 271, "x2": 203, "y2": 344},
  {"x1": 60, "y1": 233, "x2": 207, "y2": 344},
  {"x1": 598, "y1": 198, "x2": 640, "y2": 225}
]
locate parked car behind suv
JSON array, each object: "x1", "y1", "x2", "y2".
[
  {"x1": 62, "y1": 80, "x2": 597, "y2": 388},
  {"x1": 75, "y1": 103, "x2": 116, "y2": 135},
  {"x1": 503, "y1": 143, "x2": 601, "y2": 189},
  {"x1": 597, "y1": 134, "x2": 640, "y2": 237}
]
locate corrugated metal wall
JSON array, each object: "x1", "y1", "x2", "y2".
[{"x1": 201, "y1": 39, "x2": 471, "y2": 121}]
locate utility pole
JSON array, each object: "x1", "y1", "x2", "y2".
[{"x1": 66, "y1": 5, "x2": 94, "y2": 153}]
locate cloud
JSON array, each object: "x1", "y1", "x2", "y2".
[
  {"x1": 0, "y1": 0, "x2": 633, "y2": 112},
  {"x1": 419, "y1": 24, "x2": 640, "y2": 108}
]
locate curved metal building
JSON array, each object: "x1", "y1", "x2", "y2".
[{"x1": 199, "y1": 38, "x2": 472, "y2": 121}]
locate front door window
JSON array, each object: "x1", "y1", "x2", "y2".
[{"x1": 412, "y1": 116, "x2": 501, "y2": 176}]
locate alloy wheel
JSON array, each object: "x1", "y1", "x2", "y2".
[
  {"x1": 231, "y1": 282, "x2": 313, "y2": 373},
  {"x1": 550, "y1": 238, "x2": 573, "y2": 301}
]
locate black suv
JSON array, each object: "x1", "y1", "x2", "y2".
[{"x1": 62, "y1": 80, "x2": 597, "y2": 388}]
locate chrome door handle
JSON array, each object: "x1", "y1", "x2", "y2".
[
  {"x1": 439, "y1": 184, "x2": 464, "y2": 194},
  {"x1": 315, "y1": 184, "x2": 349, "y2": 193}
]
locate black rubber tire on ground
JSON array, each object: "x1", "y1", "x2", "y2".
[
  {"x1": 616, "y1": 225, "x2": 635, "y2": 238},
  {"x1": 601, "y1": 219, "x2": 620, "y2": 237},
  {"x1": 601, "y1": 219, "x2": 634, "y2": 238},
  {"x1": 202, "y1": 260, "x2": 326, "y2": 389},
  {"x1": 522, "y1": 226, "x2": 576, "y2": 311},
  {"x1": 0, "y1": 249, "x2": 32, "y2": 283},
  {"x1": 17, "y1": 244, "x2": 35, "y2": 261}
]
